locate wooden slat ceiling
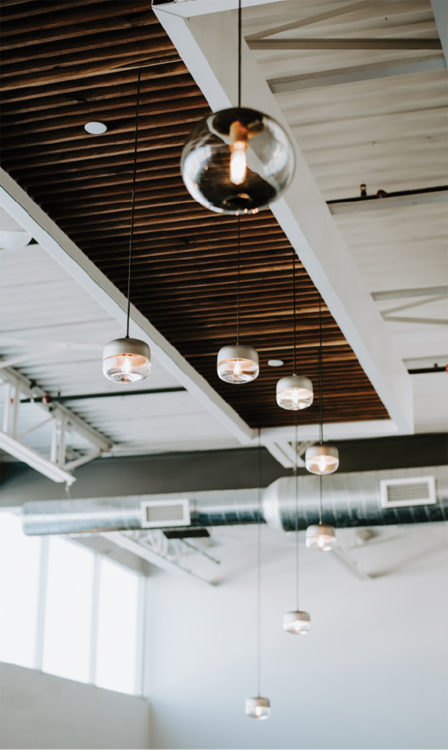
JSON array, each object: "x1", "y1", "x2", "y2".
[{"x1": 0, "y1": 0, "x2": 388, "y2": 428}]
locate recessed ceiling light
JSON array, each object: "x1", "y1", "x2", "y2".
[
  {"x1": 84, "y1": 121, "x2": 107, "y2": 135},
  {"x1": 268, "y1": 359, "x2": 284, "y2": 367}
]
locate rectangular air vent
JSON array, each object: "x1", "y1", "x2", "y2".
[
  {"x1": 140, "y1": 499, "x2": 190, "y2": 528},
  {"x1": 380, "y1": 476, "x2": 436, "y2": 508}
]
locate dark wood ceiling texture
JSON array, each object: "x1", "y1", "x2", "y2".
[{"x1": 0, "y1": 0, "x2": 388, "y2": 429}]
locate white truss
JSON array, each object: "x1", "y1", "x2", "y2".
[{"x1": 0, "y1": 366, "x2": 112, "y2": 485}]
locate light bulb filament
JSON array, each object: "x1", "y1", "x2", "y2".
[{"x1": 229, "y1": 121, "x2": 249, "y2": 186}]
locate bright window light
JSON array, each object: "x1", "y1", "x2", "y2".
[
  {"x1": 0, "y1": 512, "x2": 41, "y2": 668},
  {"x1": 95, "y1": 558, "x2": 140, "y2": 695},
  {"x1": 42, "y1": 537, "x2": 94, "y2": 683}
]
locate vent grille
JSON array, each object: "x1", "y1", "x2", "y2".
[
  {"x1": 140, "y1": 499, "x2": 190, "y2": 528},
  {"x1": 380, "y1": 477, "x2": 436, "y2": 508}
]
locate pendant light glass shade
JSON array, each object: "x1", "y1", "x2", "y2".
[
  {"x1": 103, "y1": 337, "x2": 151, "y2": 384},
  {"x1": 217, "y1": 344, "x2": 259, "y2": 384},
  {"x1": 283, "y1": 610, "x2": 311, "y2": 635},
  {"x1": 305, "y1": 444, "x2": 339, "y2": 475},
  {"x1": 305, "y1": 523, "x2": 336, "y2": 552},
  {"x1": 181, "y1": 107, "x2": 295, "y2": 215},
  {"x1": 245, "y1": 696, "x2": 271, "y2": 720},
  {"x1": 276, "y1": 374, "x2": 313, "y2": 410}
]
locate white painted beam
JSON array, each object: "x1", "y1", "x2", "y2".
[
  {"x1": 154, "y1": 0, "x2": 286, "y2": 18},
  {"x1": 260, "y1": 420, "x2": 399, "y2": 444},
  {"x1": 431, "y1": 0, "x2": 448, "y2": 66},
  {"x1": 0, "y1": 168, "x2": 254, "y2": 445},
  {"x1": 246, "y1": 0, "x2": 368, "y2": 41},
  {"x1": 154, "y1": 8, "x2": 414, "y2": 434},
  {"x1": 249, "y1": 38, "x2": 442, "y2": 51},
  {"x1": 269, "y1": 58, "x2": 446, "y2": 94}
]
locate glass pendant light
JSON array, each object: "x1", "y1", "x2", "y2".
[
  {"x1": 245, "y1": 430, "x2": 271, "y2": 720},
  {"x1": 277, "y1": 250, "x2": 313, "y2": 409},
  {"x1": 304, "y1": 298, "x2": 338, "y2": 473},
  {"x1": 181, "y1": 0, "x2": 295, "y2": 215},
  {"x1": 103, "y1": 71, "x2": 151, "y2": 383},
  {"x1": 217, "y1": 217, "x2": 259, "y2": 384},
  {"x1": 283, "y1": 426, "x2": 311, "y2": 635},
  {"x1": 245, "y1": 696, "x2": 270, "y2": 720}
]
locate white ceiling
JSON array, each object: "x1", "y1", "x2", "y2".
[
  {"x1": 0, "y1": 214, "x2": 240, "y2": 459},
  {"x1": 243, "y1": 0, "x2": 447, "y2": 431}
]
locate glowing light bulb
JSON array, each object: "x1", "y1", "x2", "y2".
[
  {"x1": 305, "y1": 444, "x2": 339, "y2": 475},
  {"x1": 229, "y1": 120, "x2": 249, "y2": 186},
  {"x1": 230, "y1": 140, "x2": 247, "y2": 185},
  {"x1": 306, "y1": 524, "x2": 336, "y2": 552},
  {"x1": 122, "y1": 356, "x2": 132, "y2": 375}
]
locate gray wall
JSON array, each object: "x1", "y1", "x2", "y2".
[
  {"x1": 0, "y1": 663, "x2": 151, "y2": 749},
  {"x1": 145, "y1": 525, "x2": 448, "y2": 749}
]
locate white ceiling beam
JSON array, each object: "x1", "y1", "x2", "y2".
[
  {"x1": 329, "y1": 187, "x2": 448, "y2": 215},
  {"x1": 270, "y1": 57, "x2": 446, "y2": 94},
  {"x1": 246, "y1": 0, "x2": 368, "y2": 41},
  {"x1": 249, "y1": 38, "x2": 442, "y2": 51},
  {"x1": 154, "y1": 0, "x2": 285, "y2": 18},
  {"x1": 260, "y1": 420, "x2": 399, "y2": 444},
  {"x1": 154, "y1": 8, "x2": 414, "y2": 434},
  {"x1": 431, "y1": 1, "x2": 448, "y2": 66},
  {"x1": 0, "y1": 168, "x2": 254, "y2": 445}
]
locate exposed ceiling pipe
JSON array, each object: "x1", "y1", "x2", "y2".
[{"x1": 21, "y1": 467, "x2": 448, "y2": 536}]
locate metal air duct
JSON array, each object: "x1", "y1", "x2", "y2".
[{"x1": 21, "y1": 467, "x2": 448, "y2": 536}]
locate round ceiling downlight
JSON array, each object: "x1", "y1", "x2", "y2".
[{"x1": 84, "y1": 121, "x2": 108, "y2": 135}]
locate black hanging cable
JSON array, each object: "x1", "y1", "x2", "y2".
[
  {"x1": 237, "y1": 0, "x2": 242, "y2": 108},
  {"x1": 292, "y1": 250, "x2": 297, "y2": 374},
  {"x1": 294, "y1": 423, "x2": 299, "y2": 611},
  {"x1": 125, "y1": 69, "x2": 142, "y2": 339},
  {"x1": 318, "y1": 296, "x2": 324, "y2": 444},
  {"x1": 236, "y1": 216, "x2": 240, "y2": 344},
  {"x1": 319, "y1": 473, "x2": 323, "y2": 525},
  {"x1": 257, "y1": 427, "x2": 262, "y2": 697}
]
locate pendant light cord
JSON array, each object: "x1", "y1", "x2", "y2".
[
  {"x1": 126, "y1": 69, "x2": 142, "y2": 339},
  {"x1": 319, "y1": 473, "x2": 323, "y2": 525},
  {"x1": 294, "y1": 423, "x2": 299, "y2": 611},
  {"x1": 236, "y1": 216, "x2": 240, "y2": 345},
  {"x1": 292, "y1": 250, "x2": 297, "y2": 374},
  {"x1": 257, "y1": 427, "x2": 261, "y2": 696},
  {"x1": 318, "y1": 296, "x2": 324, "y2": 444},
  {"x1": 237, "y1": 0, "x2": 242, "y2": 108}
]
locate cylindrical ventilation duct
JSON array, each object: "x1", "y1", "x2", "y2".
[{"x1": 21, "y1": 467, "x2": 448, "y2": 536}]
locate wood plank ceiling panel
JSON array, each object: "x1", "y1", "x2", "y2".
[{"x1": 0, "y1": 0, "x2": 388, "y2": 429}]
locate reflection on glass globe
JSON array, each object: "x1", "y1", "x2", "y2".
[
  {"x1": 217, "y1": 344, "x2": 259, "y2": 384},
  {"x1": 245, "y1": 696, "x2": 271, "y2": 720},
  {"x1": 305, "y1": 444, "x2": 339, "y2": 475},
  {"x1": 276, "y1": 374, "x2": 313, "y2": 410},
  {"x1": 305, "y1": 524, "x2": 336, "y2": 552},
  {"x1": 181, "y1": 107, "x2": 295, "y2": 214},
  {"x1": 283, "y1": 610, "x2": 311, "y2": 635},
  {"x1": 103, "y1": 337, "x2": 151, "y2": 384}
]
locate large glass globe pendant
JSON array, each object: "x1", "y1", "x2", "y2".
[
  {"x1": 103, "y1": 337, "x2": 151, "y2": 384},
  {"x1": 217, "y1": 344, "x2": 259, "y2": 384},
  {"x1": 181, "y1": 107, "x2": 295, "y2": 214},
  {"x1": 305, "y1": 444, "x2": 339, "y2": 475}
]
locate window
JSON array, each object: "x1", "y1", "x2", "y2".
[
  {"x1": 0, "y1": 511, "x2": 145, "y2": 695},
  {"x1": 0, "y1": 513, "x2": 41, "y2": 668}
]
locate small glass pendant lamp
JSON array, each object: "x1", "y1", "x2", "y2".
[
  {"x1": 305, "y1": 297, "x2": 338, "y2": 474},
  {"x1": 217, "y1": 217, "x2": 259, "y2": 384},
  {"x1": 103, "y1": 71, "x2": 151, "y2": 384},
  {"x1": 277, "y1": 250, "x2": 313, "y2": 409},
  {"x1": 181, "y1": 0, "x2": 295, "y2": 215},
  {"x1": 305, "y1": 475, "x2": 336, "y2": 552},
  {"x1": 245, "y1": 430, "x2": 271, "y2": 720},
  {"x1": 283, "y1": 425, "x2": 311, "y2": 635}
]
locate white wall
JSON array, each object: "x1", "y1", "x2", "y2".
[
  {"x1": 0, "y1": 662, "x2": 151, "y2": 749},
  {"x1": 145, "y1": 524, "x2": 448, "y2": 749}
]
